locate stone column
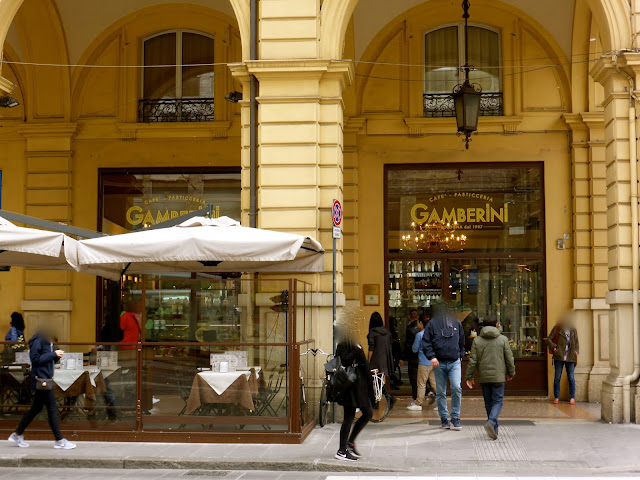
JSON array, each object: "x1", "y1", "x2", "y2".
[
  {"x1": 18, "y1": 123, "x2": 76, "y2": 343},
  {"x1": 564, "y1": 112, "x2": 610, "y2": 402},
  {"x1": 230, "y1": 0, "x2": 352, "y2": 355},
  {"x1": 592, "y1": 56, "x2": 639, "y2": 423}
]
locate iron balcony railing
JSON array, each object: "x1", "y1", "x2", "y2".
[
  {"x1": 138, "y1": 98, "x2": 214, "y2": 123},
  {"x1": 423, "y1": 92, "x2": 503, "y2": 118}
]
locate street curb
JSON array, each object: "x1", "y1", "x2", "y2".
[{"x1": 0, "y1": 456, "x2": 393, "y2": 473}]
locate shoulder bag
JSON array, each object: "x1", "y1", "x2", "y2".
[{"x1": 35, "y1": 377, "x2": 54, "y2": 390}]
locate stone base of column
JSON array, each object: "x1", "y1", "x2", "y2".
[
  {"x1": 588, "y1": 365, "x2": 610, "y2": 403},
  {"x1": 601, "y1": 378, "x2": 623, "y2": 423}
]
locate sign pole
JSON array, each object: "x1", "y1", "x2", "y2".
[{"x1": 331, "y1": 199, "x2": 342, "y2": 424}]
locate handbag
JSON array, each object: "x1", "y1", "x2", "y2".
[
  {"x1": 35, "y1": 377, "x2": 54, "y2": 390},
  {"x1": 325, "y1": 357, "x2": 357, "y2": 401}
]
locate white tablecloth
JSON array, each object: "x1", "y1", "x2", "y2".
[
  {"x1": 197, "y1": 371, "x2": 252, "y2": 395},
  {"x1": 5, "y1": 366, "x2": 26, "y2": 383},
  {"x1": 99, "y1": 366, "x2": 121, "y2": 379},
  {"x1": 54, "y1": 367, "x2": 102, "y2": 391}
]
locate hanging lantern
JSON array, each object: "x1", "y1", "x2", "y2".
[{"x1": 452, "y1": 0, "x2": 482, "y2": 149}]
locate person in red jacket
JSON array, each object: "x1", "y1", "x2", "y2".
[{"x1": 120, "y1": 300, "x2": 142, "y2": 350}]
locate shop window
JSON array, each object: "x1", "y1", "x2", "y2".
[
  {"x1": 423, "y1": 25, "x2": 502, "y2": 117},
  {"x1": 385, "y1": 164, "x2": 545, "y2": 365},
  {"x1": 140, "y1": 31, "x2": 215, "y2": 122},
  {"x1": 98, "y1": 169, "x2": 241, "y2": 342}
]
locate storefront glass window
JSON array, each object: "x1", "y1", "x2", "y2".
[
  {"x1": 386, "y1": 165, "x2": 543, "y2": 254},
  {"x1": 98, "y1": 170, "x2": 241, "y2": 342},
  {"x1": 385, "y1": 164, "x2": 545, "y2": 362}
]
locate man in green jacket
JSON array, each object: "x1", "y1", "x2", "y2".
[{"x1": 465, "y1": 315, "x2": 515, "y2": 440}]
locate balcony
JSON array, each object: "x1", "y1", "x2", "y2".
[
  {"x1": 423, "y1": 92, "x2": 503, "y2": 118},
  {"x1": 138, "y1": 98, "x2": 214, "y2": 123}
]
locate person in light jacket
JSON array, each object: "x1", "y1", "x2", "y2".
[
  {"x1": 8, "y1": 327, "x2": 76, "y2": 449},
  {"x1": 407, "y1": 315, "x2": 436, "y2": 410},
  {"x1": 465, "y1": 315, "x2": 515, "y2": 440}
]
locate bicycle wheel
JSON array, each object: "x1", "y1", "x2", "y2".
[
  {"x1": 318, "y1": 378, "x2": 330, "y2": 427},
  {"x1": 371, "y1": 385, "x2": 392, "y2": 423}
]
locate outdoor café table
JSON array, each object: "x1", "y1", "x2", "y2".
[
  {"x1": 53, "y1": 367, "x2": 108, "y2": 417},
  {"x1": 185, "y1": 367, "x2": 261, "y2": 415},
  {"x1": 0, "y1": 365, "x2": 30, "y2": 413}
]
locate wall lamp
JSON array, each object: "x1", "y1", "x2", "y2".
[
  {"x1": 0, "y1": 96, "x2": 19, "y2": 108},
  {"x1": 224, "y1": 91, "x2": 243, "y2": 103}
]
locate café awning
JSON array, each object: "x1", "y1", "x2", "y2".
[
  {"x1": 0, "y1": 215, "x2": 80, "y2": 271},
  {"x1": 76, "y1": 216, "x2": 325, "y2": 276}
]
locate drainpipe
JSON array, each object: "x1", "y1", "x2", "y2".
[
  {"x1": 249, "y1": 0, "x2": 258, "y2": 228},
  {"x1": 614, "y1": 52, "x2": 640, "y2": 423}
]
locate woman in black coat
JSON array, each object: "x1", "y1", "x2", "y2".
[
  {"x1": 367, "y1": 312, "x2": 395, "y2": 378},
  {"x1": 334, "y1": 334, "x2": 375, "y2": 462}
]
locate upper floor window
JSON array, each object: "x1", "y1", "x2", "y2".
[
  {"x1": 140, "y1": 30, "x2": 215, "y2": 122},
  {"x1": 423, "y1": 25, "x2": 502, "y2": 117}
]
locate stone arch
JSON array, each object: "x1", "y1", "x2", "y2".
[
  {"x1": 70, "y1": 4, "x2": 241, "y2": 122},
  {"x1": 11, "y1": 0, "x2": 70, "y2": 120},
  {"x1": 320, "y1": 0, "x2": 631, "y2": 61},
  {"x1": 0, "y1": 1, "x2": 250, "y2": 75}
]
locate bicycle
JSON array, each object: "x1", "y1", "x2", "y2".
[
  {"x1": 300, "y1": 347, "x2": 333, "y2": 427},
  {"x1": 370, "y1": 368, "x2": 393, "y2": 423}
]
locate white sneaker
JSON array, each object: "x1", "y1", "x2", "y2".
[
  {"x1": 407, "y1": 404, "x2": 422, "y2": 411},
  {"x1": 54, "y1": 438, "x2": 76, "y2": 450},
  {"x1": 406, "y1": 401, "x2": 417, "y2": 409},
  {"x1": 8, "y1": 432, "x2": 29, "y2": 448}
]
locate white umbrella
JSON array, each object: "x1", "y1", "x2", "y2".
[
  {"x1": 76, "y1": 216, "x2": 325, "y2": 275},
  {"x1": 0, "y1": 216, "x2": 80, "y2": 270}
]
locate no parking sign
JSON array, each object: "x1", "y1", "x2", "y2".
[{"x1": 332, "y1": 199, "x2": 342, "y2": 239}]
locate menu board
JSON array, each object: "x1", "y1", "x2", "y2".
[
  {"x1": 63, "y1": 353, "x2": 84, "y2": 370},
  {"x1": 225, "y1": 350, "x2": 248, "y2": 368},
  {"x1": 97, "y1": 351, "x2": 118, "y2": 368},
  {"x1": 14, "y1": 351, "x2": 31, "y2": 365},
  {"x1": 210, "y1": 354, "x2": 238, "y2": 372}
]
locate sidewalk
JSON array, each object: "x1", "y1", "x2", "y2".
[{"x1": 1, "y1": 400, "x2": 640, "y2": 476}]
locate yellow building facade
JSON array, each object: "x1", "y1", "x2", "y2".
[{"x1": 0, "y1": 0, "x2": 639, "y2": 424}]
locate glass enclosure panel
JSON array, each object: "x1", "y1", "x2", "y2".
[
  {"x1": 141, "y1": 345, "x2": 288, "y2": 432},
  {"x1": 448, "y1": 258, "x2": 544, "y2": 358},
  {"x1": 0, "y1": 342, "x2": 137, "y2": 430},
  {"x1": 386, "y1": 165, "x2": 543, "y2": 254},
  {"x1": 143, "y1": 33, "x2": 177, "y2": 98},
  {"x1": 424, "y1": 26, "x2": 459, "y2": 93},
  {"x1": 182, "y1": 33, "x2": 214, "y2": 98}
]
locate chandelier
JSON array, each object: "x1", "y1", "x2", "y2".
[{"x1": 402, "y1": 221, "x2": 467, "y2": 253}]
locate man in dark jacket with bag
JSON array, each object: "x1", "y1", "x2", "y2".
[
  {"x1": 422, "y1": 302, "x2": 465, "y2": 430},
  {"x1": 465, "y1": 315, "x2": 515, "y2": 440}
]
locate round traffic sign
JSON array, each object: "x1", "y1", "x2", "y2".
[{"x1": 332, "y1": 200, "x2": 342, "y2": 227}]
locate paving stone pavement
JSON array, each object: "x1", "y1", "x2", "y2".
[{"x1": 1, "y1": 413, "x2": 640, "y2": 476}]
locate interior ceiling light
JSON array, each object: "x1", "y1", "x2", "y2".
[
  {"x1": 0, "y1": 96, "x2": 19, "y2": 108},
  {"x1": 224, "y1": 91, "x2": 243, "y2": 103}
]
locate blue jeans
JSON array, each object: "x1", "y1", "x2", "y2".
[
  {"x1": 481, "y1": 382, "x2": 505, "y2": 431},
  {"x1": 433, "y1": 359, "x2": 462, "y2": 420},
  {"x1": 554, "y1": 360, "x2": 576, "y2": 399}
]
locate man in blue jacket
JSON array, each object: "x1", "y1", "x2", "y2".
[{"x1": 422, "y1": 302, "x2": 466, "y2": 430}]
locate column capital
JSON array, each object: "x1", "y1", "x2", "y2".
[
  {"x1": 229, "y1": 59, "x2": 353, "y2": 87},
  {"x1": 18, "y1": 123, "x2": 77, "y2": 151},
  {"x1": 591, "y1": 53, "x2": 640, "y2": 89}
]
